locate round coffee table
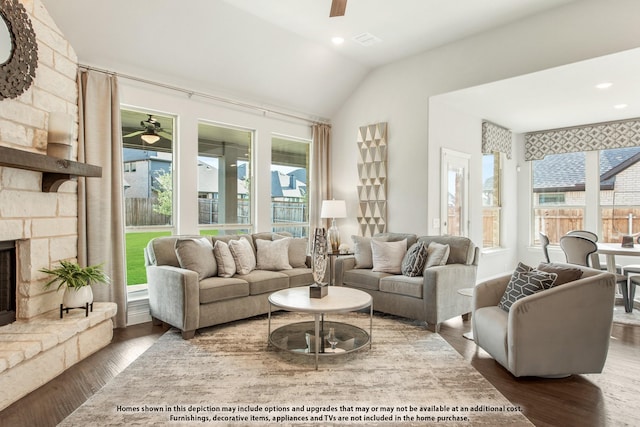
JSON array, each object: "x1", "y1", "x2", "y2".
[{"x1": 268, "y1": 286, "x2": 373, "y2": 369}]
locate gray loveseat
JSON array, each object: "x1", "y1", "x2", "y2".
[
  {"x1": 145, "y1": 232, "x2": 313, "y2": 338},
  {"x1": 334, "y1": 233, "x2": 479, "y2": 333}
]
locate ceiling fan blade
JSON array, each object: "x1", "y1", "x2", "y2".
[
  {"x1": 158, "y1": 131, "x2": 172, "y2": 140},
  {"x1": 124, "y1": 130, "x2": 144, "y2": 138},
  {"x1": 329, "y1": 0, "x2": 347, "y2": 17}
]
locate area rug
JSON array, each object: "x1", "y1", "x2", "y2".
[
  {"x1": 612, "y1": 304, "x2": 640, "y2": 326},
  {"x1": 60, "y1": 312, "x2": 532, "y2": 426}
]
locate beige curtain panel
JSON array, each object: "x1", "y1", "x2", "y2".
[
  {"x1": 310, "y1": 123, "x2": 332, "y2": 233},
  {"x1": 77, "y1": 70, "x2": 127, "y2": 328}
]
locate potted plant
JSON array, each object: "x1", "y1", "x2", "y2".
[{"x1": 40, "y1": 260, "x2": 110, "y2": 308}]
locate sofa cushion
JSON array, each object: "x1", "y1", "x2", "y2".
[
  {"x1": 498, "y1": 263, "x2": 557, "y2": 311},
  {"x1": 175, "y1": 237, "x2": 217, "y2": 280},
  {"x1": 236, "y1": 270, "x2": 289, "y2": 295},
  {"x1": 343, "y1": 269, "x2": 390, "y2": 291},
  {"x1": 213, "y1": 240, "x2": 236, "y2": 278},
  {"x1": 372, "y1": 239, "x2": 407, "y2": 274},
  {"x1": 279, "y1": 268, "x2": 314, "y2": 288},
  {"x1": 199, "y1": 276, "x2": 249, "y2": 304},
  {"x1": 380, "y1": 275, "x2": 423, "y2": 298},
  {"x1": 536, "y1": 262, "x2": 583, "y2": 286},
  {"x1": 401, "y1": 241, "x2": 428, "y2": 277},
  {"x1": 228, "y1": 236, "x2": 256, "y2": 275},
  {"x1": 273, "y1": 234, "x2": 308, "y2": 268},
  {"x1": 256, "y1": 237, "x2": 292, "y2": 270},
  {"x1": 425, "y1": 242, "x2": 450, "y2": 269}
]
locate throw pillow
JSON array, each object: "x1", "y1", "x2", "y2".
[
  {"x1": 256, "y1": 238, "x2": 292, "y2": 270},
  {"x1": 401, "y1": 241, "x2": 428, "y2": 277},
  {"x1": 498, "y1": 264, "x2": 558, "y2": 312},
  {"x1": 371, "y1": 239, "x2": 407, "y2": 274},
  {"x1": 213, "y1": 240, "x2": 236, "y2": 278},
  {"x1": 536, "y1": 263, "x2": 583, "y2": 287},
  {"x1": 425, "y1": 242, "x2": 450, "y2": 269},
  {"x1": 174, "y1": 237, "x2": 217, "y2": 280},
  {"x1": 273, "y1": 234, "x2": 308, "y2": 268},
  {"x1": 352, "y1": 235, "x2": 389, "y2": 269},
  {"x1": 228, "y1": 237, "x2": 256, "y2": 275}
]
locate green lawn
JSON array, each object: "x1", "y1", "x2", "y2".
[{"x1": 125, "y1": 231, "x2": 171, "y2": 285}]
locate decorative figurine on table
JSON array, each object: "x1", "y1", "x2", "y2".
[{"x1": 310, "y1": 227, "x2": 328, "y2": 298}]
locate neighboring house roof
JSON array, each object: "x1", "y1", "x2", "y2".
[{"x1": 533, "y1": 147, "x2": 640, "y2": 192}]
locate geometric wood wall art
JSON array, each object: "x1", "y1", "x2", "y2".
[{"x1": 356, "y1": 122, "x2": 387, "y2": 236}]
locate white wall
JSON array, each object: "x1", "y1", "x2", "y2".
[
  {"x1": 119, "y1": 80, "x2": 312, "y2": 235},
  {"x1": 330, "y1": 0, "x2": 640, "y2": 279}
]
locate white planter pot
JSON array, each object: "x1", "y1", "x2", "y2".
[{"x1": 63, "y1": 286, "x2": 93, "y2": 308}]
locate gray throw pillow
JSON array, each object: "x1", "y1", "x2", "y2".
[
  {"x1": 273, "y1": 234, "x2": 308, "y2": 268},
  {"x1": 228, "y1": 236, "x2": 256, "y2": 275},
  {"x1": 498, "y1": 262, "x2": 557, "y2": 312},
  {"x1": 174, "y1": 237, "x2": 217, "y2": 280},
  {"x1": 425, "y1": 242, "x2": 450, "y2": 269},
  {"x1": 256, "y1": 238, "x2": 292, "y2": 270},
  {"x1": 536, "y1": 262, "x2": 583, "y2": 287},
  {"x1": 401, "y1": 241, "x2": 428, "y2": 277},
  {"x1": 371, "y1": 239, "x2": 407, "y2": 274},
  {"x1": 213, "y1": 240, "x2": 236, "y2": 278}
]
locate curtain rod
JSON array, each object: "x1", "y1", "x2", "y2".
[{"x1": 78, "y1": 64, "x2": 330, "y2": 126}]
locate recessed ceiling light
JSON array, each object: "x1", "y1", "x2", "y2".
[
  {"x1": 595, "y1": 82, "x2": 613, "y2": 89},
  {"x1": 614, "y1": 103, "x2": 628, "y2": 109},
  {"x1": 331, "y1": 36, "x2": 344, "y2": 45}
]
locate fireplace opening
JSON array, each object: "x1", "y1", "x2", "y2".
[{"x1": 0, "y1": 241, "x2": 17, "y2": 327}]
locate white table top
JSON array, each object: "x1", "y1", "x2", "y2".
[
  {"x1": 596, "y1": 242, "x2": 640, "y2": 256},
  {"x1": 269, "y1": 286, "x2": 372, "y2": 313}
]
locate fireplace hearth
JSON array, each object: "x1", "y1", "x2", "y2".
[{"x1": 0, "y1": 241, "x2": 16, "y2": 327}]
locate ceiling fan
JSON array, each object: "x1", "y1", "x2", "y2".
[
  {"x1": 330, "y1": 0, "x2": 347, "y2": 17},
  {"x1": 123, "y1": 115, "x2": 171, "y2": 144}
]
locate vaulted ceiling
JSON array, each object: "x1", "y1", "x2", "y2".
[{"x1": 40, "y1": 0, "x2": 576, "y2": 120}]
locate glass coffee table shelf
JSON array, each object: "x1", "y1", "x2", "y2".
[{"x1": 269, "y1": 320, "x2": 369, "y2": 355}]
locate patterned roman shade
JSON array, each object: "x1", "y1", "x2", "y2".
[
  {"x1": 482, "y1": 121, "x2": 512, "y2": 159},
  {"x1": 525, "y1": 118, "x2": 640, "y2": 161}
]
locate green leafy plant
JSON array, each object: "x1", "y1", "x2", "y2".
[{"x1": 40, "y1": 261, "x2": 110, "y2": 291}]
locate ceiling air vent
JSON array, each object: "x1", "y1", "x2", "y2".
[{"x1": 352, "y1": 32, "x2": 382, "y2": 47}]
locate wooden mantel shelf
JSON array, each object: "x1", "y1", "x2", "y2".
[{"x1": 0, "y1": 146, "x2": 102, "y2": 192}]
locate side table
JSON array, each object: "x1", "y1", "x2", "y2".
[
  {"x1": 458, "y1": 287, "x2": 474, "y2": 340},
  {"x1": 327, "y1": 252, "x2": 353, "y2": 286}
]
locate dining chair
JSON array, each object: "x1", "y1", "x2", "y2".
[
  {"x1": 628, "y1": 276, "x2": 639, "y2": 312},
  {"x1": 560, "y1": 234, "x2": 630, "y2": 311},
  {"x1": 539, "y1": 232, "x2": 551, "y2": 263},
  {"x1": 567, "y1": 229, "x2": 598, "y2": 241},
  {"x1": 567, "y1": 229, "x2": 622, "y2": 273}
]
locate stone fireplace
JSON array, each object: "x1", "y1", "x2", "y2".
[{"x1": 0, "y1": 0, "x2": 116, "y2": 411}]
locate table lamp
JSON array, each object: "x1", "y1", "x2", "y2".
[{"x1": 321, "y1": 200, "x2": 347, "y2": 253}]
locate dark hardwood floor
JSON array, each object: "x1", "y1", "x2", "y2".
[{"x1": 0, "y1": 317, "x2": 638, "y2": 426}]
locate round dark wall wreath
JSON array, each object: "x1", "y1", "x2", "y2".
[{"x1": 0, "y1": 0, "x2": 38, "y2": 100}]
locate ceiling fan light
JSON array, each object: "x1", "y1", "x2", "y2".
[{"x1": 141, "y1": 133, "x2": 160, "y2": 144}]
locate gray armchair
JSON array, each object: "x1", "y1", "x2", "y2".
[{"x1": 472, "y1": 263, "x2": 616, "y2": 378}]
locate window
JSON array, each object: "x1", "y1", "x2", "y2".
[
  {"x1": 599, "y1": 147, "x2": 640, "y2": 243},
  {"x1": 532, "y1": 152, "x2": 585, "y2": 245},
  {"x1": 270, "y1": 135, "x2": 310, "y2": 238},
  {"x1": 482, "y1": 152, "x2": 501, "y2": 248},
  {"x1": 197, "y1": 121, "x2": 253, "y2": 235},
  {"x1": 121, "y1": 108, "x2": 175, "y2": 285}
]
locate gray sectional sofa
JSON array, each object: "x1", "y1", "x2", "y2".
[
  {"x1": 145, "y1": 232, "x2": 313, "y2": 338},
  {"x1": 334, "y1": 233, "x2": 479, "y2": 333}
]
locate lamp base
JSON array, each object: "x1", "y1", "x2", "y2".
[{"x1": 328, "y1": 219, "x2": 340, "y2": 253}]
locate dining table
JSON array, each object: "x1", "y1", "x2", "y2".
[{"x1": 596, "y1": 242, "x2": 640, "y2": 312}]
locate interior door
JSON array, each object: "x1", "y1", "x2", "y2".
[{"x1": 441, "y1": 148, "x2": 470, "y2": 236}]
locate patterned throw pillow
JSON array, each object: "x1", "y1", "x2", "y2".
[
  {"x1": 498, "y1": 262, "x2": 557, "y2": 312},
  {"x1": 401, "y1": 241, "x2": 428, "y2": 277}
]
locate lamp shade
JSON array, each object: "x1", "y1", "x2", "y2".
[{"x1": 321, "y1": 200, "x2": 346, "y2": 219}]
